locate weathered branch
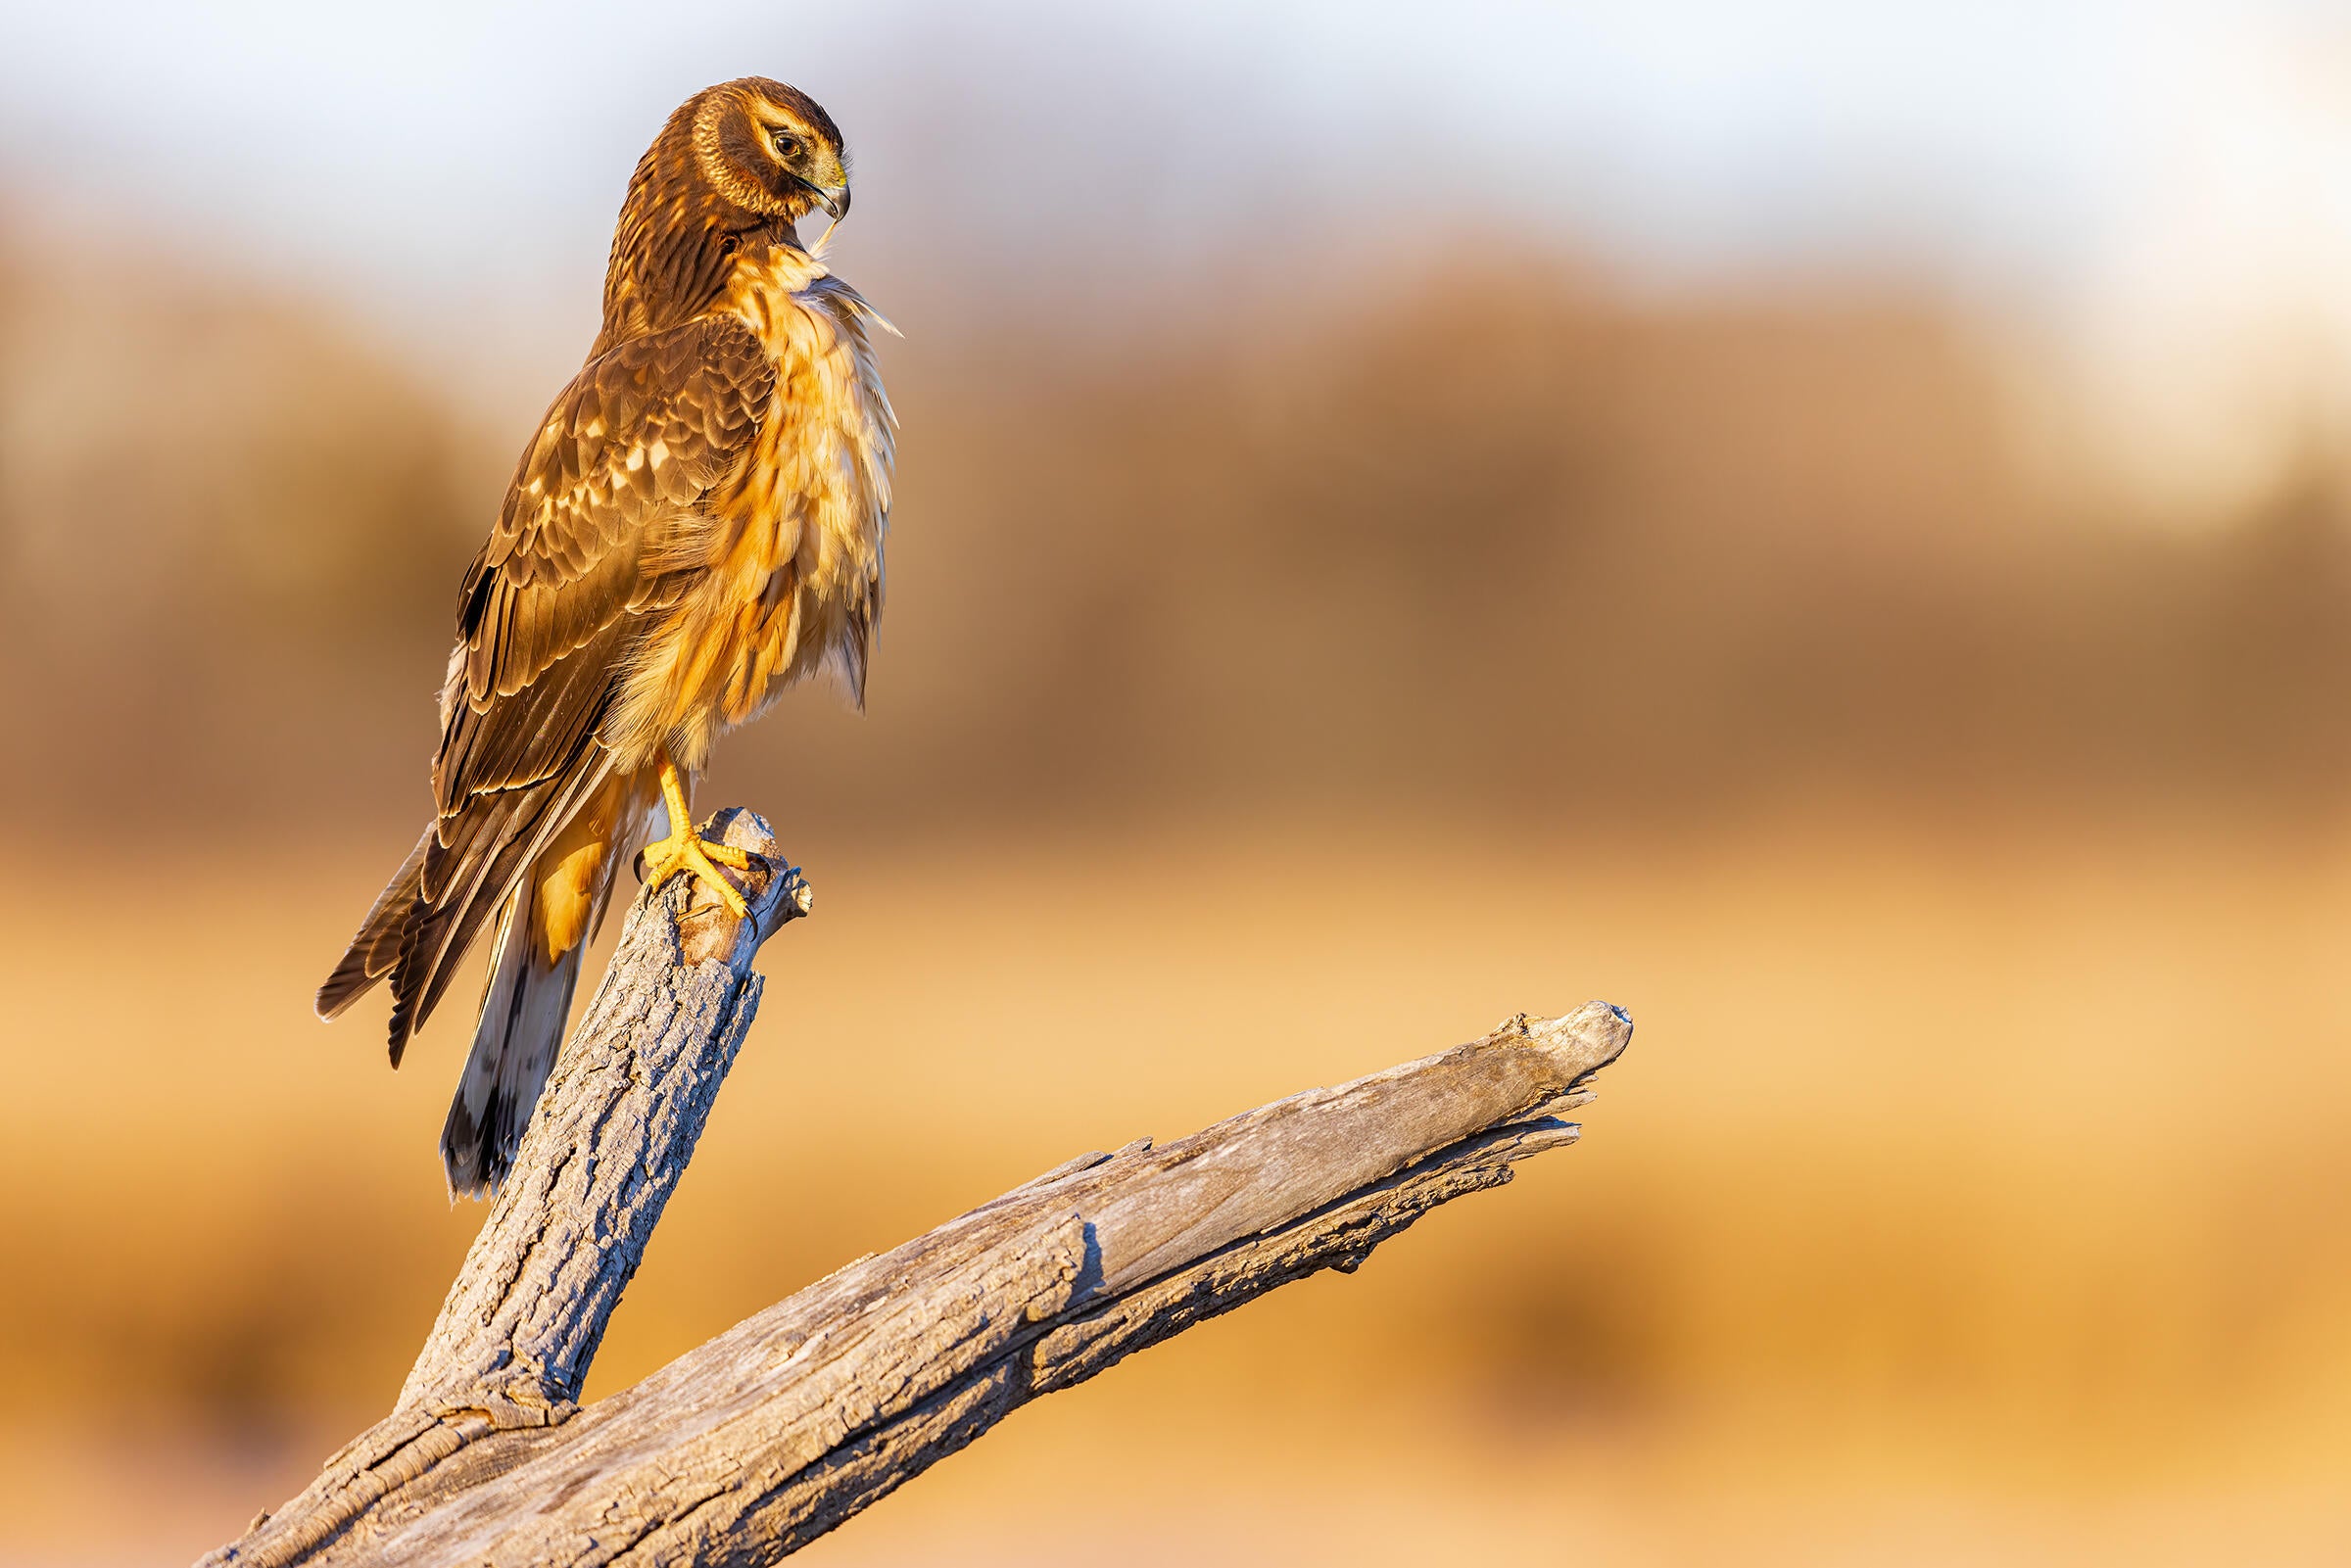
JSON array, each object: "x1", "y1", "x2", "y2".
[{"x1": 206, "y1": 808, "x2": 1632, "y2": 1568}]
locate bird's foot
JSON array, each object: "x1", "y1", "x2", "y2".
[{"x1": 640, "y1": 822, "x2": 755, "y2": 918}]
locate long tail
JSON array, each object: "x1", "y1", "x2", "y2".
[
  {"x1": 314, "y1": 751, "x2": 614, "y2": 1067},
  {"x1": 439, "y1": 879, "x2": 586, "y2": 1198},
  {"x1": 318, "y1": 763, "x2": 651, "y2": 1194}
]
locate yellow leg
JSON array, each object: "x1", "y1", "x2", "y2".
[{"x1": 640, "y1": 753, "x2": 754, "y2": 917}]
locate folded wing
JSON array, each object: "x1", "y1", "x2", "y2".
[{"x1": 318, "y1": 315, "x2": 774, "y2": 1063}]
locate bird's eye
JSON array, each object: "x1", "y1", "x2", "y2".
[{"x1": 770, "y1": 130, "x2": 801, "y2": 160}]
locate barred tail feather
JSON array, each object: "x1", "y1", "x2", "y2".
[{"x1": 440, "y1": 880, "x2": 585, "y2": 1199}]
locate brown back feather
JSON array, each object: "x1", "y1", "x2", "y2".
[{"x1": 321, "y1": 315, "x2": 773, "y2": 1061}]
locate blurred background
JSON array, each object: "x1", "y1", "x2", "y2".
[{"x1": 6, "y1": 1, "x2": 2351, "y2": 1562}]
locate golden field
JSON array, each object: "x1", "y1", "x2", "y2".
[{"x1": 5, "y1": 808, "x2": 2351, "y2": 1564}]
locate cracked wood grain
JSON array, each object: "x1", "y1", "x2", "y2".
[{"x1": 202, "y1": 807, "x2": 1632, "y2": 1568}]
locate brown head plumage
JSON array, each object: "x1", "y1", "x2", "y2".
[{"x1": 596, "y1": 77, "x2": 851, "y2": 354}]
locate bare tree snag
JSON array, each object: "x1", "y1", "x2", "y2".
[{"x1": 205, "y1": 808, "x2": 1633, "y2": 1568}]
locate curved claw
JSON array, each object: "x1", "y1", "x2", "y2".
[
  {"x1": 643, "y1": 753, "x2": 752, "y2": 917},
  {"x1": 642, "y1": 831, "x2": 751, "y2": 918}
]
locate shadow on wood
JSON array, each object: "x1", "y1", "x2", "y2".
[{"x1": 205, "y1": 807, "x2": 1633, "y2": 1567}]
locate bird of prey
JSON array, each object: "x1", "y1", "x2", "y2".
[{"x1": 317, "y1": 78, "x2": 894, "y2": 1197}]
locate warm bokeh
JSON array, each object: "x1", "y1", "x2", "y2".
[{"x1": 5, "y1": 6, "x2": 2351, "y2": 1564}]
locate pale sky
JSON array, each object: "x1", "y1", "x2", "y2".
[{"x1": 4, "y1": 0, "x2": 2349, "y2": 511}]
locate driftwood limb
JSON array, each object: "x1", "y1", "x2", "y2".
[{"x1": 206, "y1": 807, "x2": 1633, "y2": 1568}]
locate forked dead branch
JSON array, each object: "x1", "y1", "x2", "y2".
[{"x1": 205, "y1": 807, "x2": 1634, "y2": 1568}]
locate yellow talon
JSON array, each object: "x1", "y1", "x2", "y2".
[{"x1": 643, "y1": 754, "x2": 752, "y2": 917}]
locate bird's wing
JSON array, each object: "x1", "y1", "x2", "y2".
[
  {"x1": 381, "y1": 314, "x2": 774, "y2": 1060},
  {"x1": 439, "y1": 314, "x2": 774, "y2": 809}
]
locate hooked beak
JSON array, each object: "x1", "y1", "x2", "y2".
[{"x1": 800, "y1": 179, "x2": 850, "y2": 222}]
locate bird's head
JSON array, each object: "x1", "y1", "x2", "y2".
[
  {"x1": 690, "y1": 77, "x2": 851, "y2": 228},
  {"x1": 597, "y1": 77, "x2": 852, "y2": 351}
]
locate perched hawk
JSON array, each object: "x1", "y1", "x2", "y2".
[{"x1": 318, "y1": 78, "x2": 894, "y2": 1196}]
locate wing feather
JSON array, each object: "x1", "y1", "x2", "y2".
[
  {"x1": 362, "y1": 312, "x2": 773, "y2": 1062},
  {"x1": 435, "y1": 314, "x2": 770, "y2": 810}
]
